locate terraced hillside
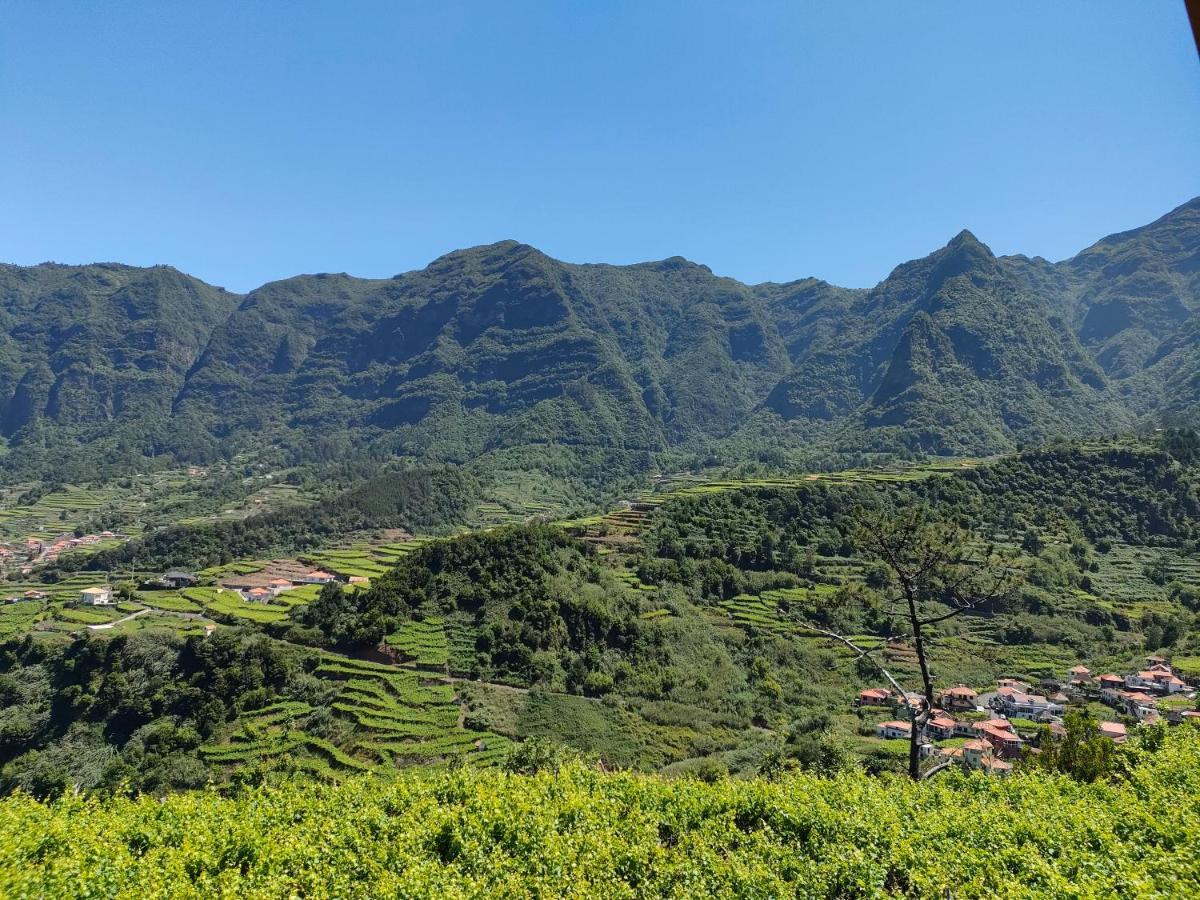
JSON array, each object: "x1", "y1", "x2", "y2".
[
  {"x1": 2, "y1": 440, "x2": 1199, "y2": 794},
  {"x1": 199, "y1": 652, "x2": 513, "y2": 777}
]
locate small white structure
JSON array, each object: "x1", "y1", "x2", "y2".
[
  {"x1": 80, "y1": 586, "x2": 114, "y2": 606},
  {"x1": 297, "y1": 570, "x2": 337, "y2": 585}
]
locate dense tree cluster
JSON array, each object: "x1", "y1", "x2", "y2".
[
  {"x1": 0, "y1": 630, "x2": 311, "y2": 797},
  {"x1": 293, "y1": 526, "x2": 664, "y2": 693}
]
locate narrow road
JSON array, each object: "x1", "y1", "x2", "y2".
[
  {"x1": 88, "y1": 608, "x2": 152, "y2": 630},
  {"x1": 85, "y1": 606, "x2": 210, "y2": 631}
]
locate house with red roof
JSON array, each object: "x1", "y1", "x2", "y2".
[
  {"x1": 1067, "y1": 665, "x2": 1092, "y2": 684},
  {"x1": 298, "y1": 570, "x2": 337, "y2": 584},
  {"x1": 857, "y1": 688, "x2": 892, "y2": 707},
  {"x1": 875, "y1": 721, "x2": 912, "y2": 740},
  {"x1": 997, "y1": 678, "x2": 1031, "y2": 692},
  {"x1": 936, "y1": 685, "x2": 978, "y2": 711},
  {"x1": 1114, "y1": 690, "x2": 1159, "y2": 721},
  {"x1": 927, "y1": 712, "x2": 958, "y2": 740},
  {"x1": 1126, "y1": 669, "x2": 1188, "y2": 695},
  {"x1": 949, "y1": 740, "x2": 1013, "y2": 776},
  {"x1": 973, "y1": 719, "x2": 1024, "y2": 758},
  {"x1": 993, "y1": 686, "x2": 1062, "y2": 721},
  {"x1": 1098, "y1": 721, "x2": 1127, "y2": 744}
]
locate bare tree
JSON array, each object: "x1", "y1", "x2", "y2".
[{"x1": 798, "y1": 504, "x2": 1020, "y2": 780}]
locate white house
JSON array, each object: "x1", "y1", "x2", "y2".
[
  {"x1": 80, "y1": 586, "x2": 114, "y2": 606},
  {"x1": 1125, "y1": 669, "x2": 1188, "y2": 695},
  {"x1": 875, "y1": 721, "x2": 912, "y2": 740},
  {"x1": 993, "y1": 687, "x2": 1062, "y2": 720},
  {"x1": 297, "y1": 570, "x2": 337, "y2": 585}
]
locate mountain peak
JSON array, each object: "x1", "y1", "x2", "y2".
[{"x1": 945, "y1": 229, "x2": 992, "y2": 255}]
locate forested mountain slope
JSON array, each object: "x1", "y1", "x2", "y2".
[
  {"x1": 0, "y1": 199, "x2": 1196, "y2": 482},
  {"x1": 0, "y1": 264, "x2": 238, "y2": 475}
]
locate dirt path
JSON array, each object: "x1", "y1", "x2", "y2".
[{"x1": 88, "y1": 608, "x2": 152, "y2": 630}]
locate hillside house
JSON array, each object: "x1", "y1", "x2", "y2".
[
  {"x1": 1104, "y1": 689, "x2": 1159, "y2": 721},
  {"x1": 245, "y1": 587, "x2": 273, "y2": 603},
  {"x1": 960, "y1": 740, "x2": 1013, "y2": 775},
  {"x1": 927, "y1": 712, "x2": 958, "y2": 740},
  {"x1": 875, "y1": 721, "x2": 911, "y2": 740},
  {"x1": 937, "y1": 685, "x2": 978, "y2": 711},
  {"x1": 857, "y1": 688, "x2": 892, "y2": 707},
  {"x1": 953, "y1": 718, "x2": 986, "y2": 738},
  {"x1": 23, "y1": 590, "x2": 47, "y2": 601},
  {"x1": 997, "y1": 678, "x2": 1031, "y2": 692},
  {"x1": 1068, "y1": 665, "x2": 1092, "y2": 684},
  {"x1": 1126, "y1": 669, "x2": 1188, "y2": 695},
  {"x1": 298, "y1": 570, "x2": 337, "y2": 585},
  {"x1": 162, "y1": 570, "x2": 198, "y2": 589},
  {"x1": 973, "y1": 719, "x2": 1024, "y2": 758},
  {"x1": 268, "y1": 577, "x2": 293, "y2": 595},
  {"x1": 1098, "y1": 721, "x2": 1127, "y2": 744},
  {"x1": 993, "y1": 687, "x2": 1062, "y2": 721},
  {"x1": 80, "y1": 586, "x2": 114, "y2": 606}
]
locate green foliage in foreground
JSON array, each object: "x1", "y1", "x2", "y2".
[{"x1": 4, "y1": 733, "x2": 1200, "y2": 898}]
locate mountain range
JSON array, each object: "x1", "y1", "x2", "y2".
[{"x1": 1, "y1": 197, "x2": 1197, "y2": 482}]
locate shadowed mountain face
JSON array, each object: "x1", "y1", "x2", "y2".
[{"x1": 0, "y1": 200, "x2": 1197, "y2": 480}]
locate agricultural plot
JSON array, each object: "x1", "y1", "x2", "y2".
[
  {"x1": 53, "y1": 605, "x2": 124, "y2": 625},
  {"x1": 1090, "y1": 544, "x2": 1200, "y2": 617},
  {"x1": 713, "y1": 584, "x2": 844, "y2": 637},
  {"x1": 312, "y1": 653, "x2": 509, "y2": 769},
  {"x1": 300, "y1": 537, "x2": 430, "y2": 579},
  {"x1": 179, "y1": 586, "x2": 292, "y2": 624},
  {"x1": 444, "y1": 617, "x2": 480, "y2": 675},
  {"x1": 385, "y1": 617, "x2": 450, "y2": 669},
  {"x1": 135, "y1": 591, "x2": 204, "y2": 613},
  {"x1": 197, "y1": 559, "x2": 271, "y2": 579},
  {"x1": 0, "y1": 602, "x2": 43, "y2": 641},
  {"x1": 302, "y1": 549, "x2": 390, "y2": 579}
]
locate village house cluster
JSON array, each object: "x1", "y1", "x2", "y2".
[
  {"x1": 218, "y1": 564, "x2": 342, "y2": 602},
  {"x1": 860, "y1": 655, "x2": 1199, "y2": 775},
  {"x1": 4, "y1": 561, "x2": 364, "y2": 611},
  {"x1": 0, "y1": 531, "x2": 120, "y2": 577}
]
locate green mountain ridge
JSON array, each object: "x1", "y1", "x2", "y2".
[{"x1": 1, "y1": 199, "x2": 1197, "y2": 480}]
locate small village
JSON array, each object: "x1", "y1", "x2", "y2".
[
  {"x1": 0, "y1": 530, "x2": 122, "y2": 577},
  {"x1": 861, "y1": 655, "x2": 1199, "y2": 775},
  {"x1": 4, "y1": 563, "x2": 357, "y2": 610}
]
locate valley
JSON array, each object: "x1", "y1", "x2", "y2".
[{"x1": 2, "y1": 436, "x2": 1198, "y2": 795}]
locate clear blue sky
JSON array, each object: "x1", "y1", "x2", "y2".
[{"x1": 1, "y1": 1, "x2": 1198, "y2": 293}]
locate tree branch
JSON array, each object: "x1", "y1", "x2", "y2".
[{"x1": 794, "y1": 623, "x2": 907, "y2": 699}]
